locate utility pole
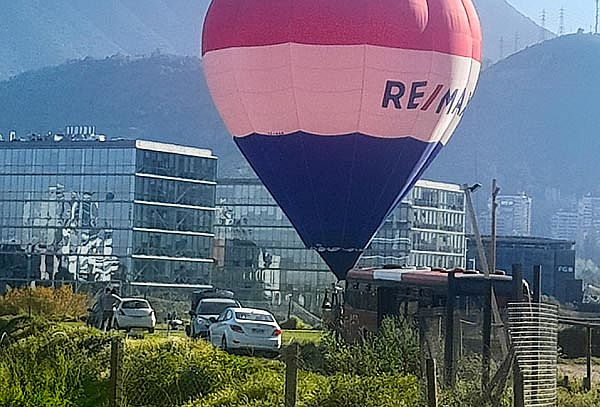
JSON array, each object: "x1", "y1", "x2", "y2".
[
  {"x1": 499, "y1": 37, "x2": 504, "y2": 59},
  {"x1": 462, "y1": 184, "x2": 490, "y2": 276},
  {"x1": 514, "y1": 32, "x2": 520, "y2": 53},
  {"x1": 490, "y1": 179, "x2": 500, "y2": 277}
]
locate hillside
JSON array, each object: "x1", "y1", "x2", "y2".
[
  {"x1": 0, "y1": 54, "x2": 244, "y2": 174},
  {"x1": 0, "y1": 0, "x2": 211, "y2": 79},
  {"x1": 0, "y1": 0, "x2": 547, "y2": 78},
  {"x1": 473, "y1": 0, "x2": 554, "y2": 63},
  {"x1": 425, "y1": 33, "x2": 600, "y2": 234}
]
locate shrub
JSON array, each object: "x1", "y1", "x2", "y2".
[
  {"x1": 439, "y1": 356, "x2": 512, "y2": 407},
  {"x1": 187, "y1": 371, "x2": 419, "y2": 407},
  {"x1": 0, "y1": 327, "x2": 111, "y2": 407},
  {"x1": 0, "y1": 285, "x2": 88, "y2": 320},
  {"x1": 307, "y1": 316, "x2": 420, "y2": 377},
  {"x1": 121, "y1": 337, "x2": 284, "y2": 407}
]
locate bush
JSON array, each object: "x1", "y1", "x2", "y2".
[
  {"x1": 439, "y1": 356, "x2": 512, "y2": 407},
  {"x1": 0, "y1": 285, "x2": 88, "y2": 320},
  {"x1": 187, "y1": 371, "x2": 419, "y2": 407},
  {"x1": 121, "y1": 338, "x2": 280, "y2": 407},
  {"x1": 307, "y1": 316, "x2": 420, "y2": 377},
  {"x1": 558, "y1": 386, "x2": 600, "y2": 407},
  {"x1": 0, "y1": 327, "x2": 111, "y2": 407}
]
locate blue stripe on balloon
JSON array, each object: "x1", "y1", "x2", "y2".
[{"x1": 235, "y1": 132, "x2": 443, "y2": 279}]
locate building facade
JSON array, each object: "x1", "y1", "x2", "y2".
[
  {"x1": 551, "y1": 209, "x2": 578, "y2": 241},
  {"x1": 466, "y1": 236, "x2": 582, "y2": 304},
  {"x1": 359, "y1": 180, "x2": 466, "y2": 269},
  {"x1": 495, "y1": 193, "x2": 532, "y2": 237},
  {"x1": 214, "y1": 178, "x2": 466, "y2": 311},
  {"x1": 0, "y1": 138, "x2": 216, "y2": 290}
]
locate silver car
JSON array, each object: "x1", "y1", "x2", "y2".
[{"x1": 189, "y1": 298, "x2": 241, "y2": 339}]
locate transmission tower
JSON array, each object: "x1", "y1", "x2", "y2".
[
  {"x1": 540, "y1": 9, "x2": 547, "y2": 41},
  {"x1": 499, "y1": 37, "x2": 504, "y2": 59},
  {"x1": 596, "y1": 0, "x2": 599, "y2": 34},
  {"x1": 514, "y1": 32, "x2": 520, "y2": 52},
  {"x1": 559, "y1": 7, "x2": 565, "y2": 35}
]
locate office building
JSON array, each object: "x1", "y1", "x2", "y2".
[
  {"x1": 359, "y1": 180, "x2": 466, "y2": 269},
  {"x1": 466, "y1": 236, "x2": 582, "y2": 304},
  {"x1": 0, "y1": 136, "x2": 217, "y2": 290},
  {"x1": 214, "y1": 178, "x2": 466, "y2": 311},
  {"x1": 551, "y1": 209, "x2": 578, "y2": 241},
  {"x1": 496, "y1": 193, "x2": 532, "y2": 237}
]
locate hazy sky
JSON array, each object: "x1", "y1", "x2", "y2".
[{"x1": 508, "y1": 0, "x2": 596, "y2": 34}]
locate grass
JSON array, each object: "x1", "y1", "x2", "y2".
[
  {"x1": 80, "y1": 320, "x2": 323, "y2": 343},
  {"x1": 282, "y1": 330, "x2": 322, "y2": 344},
  {"x1": 0, "y1": 318, "x2": 420, "y2": 407}
]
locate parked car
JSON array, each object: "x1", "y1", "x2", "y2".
[
  {"x1": 113, "y1": 298, "x2": 156, "y2": 333},
  {"x1": 209, "y1": 307, "x2": 282, "y2": 354},
  {"x1": 188, "y1": 297, "x2": 241, "y2": 339}
]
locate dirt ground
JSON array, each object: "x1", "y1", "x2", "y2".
[{"x1": 559, "y1": 358, "x2": 600, "y2": 382}]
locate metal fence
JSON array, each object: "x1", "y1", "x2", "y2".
[{"x1": 508, "y1": 302, "x2": 558, "y2": 407}]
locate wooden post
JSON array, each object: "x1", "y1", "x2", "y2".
[
  {"x1": 482, "y1": 279, "x2": 492, "y2": 391},
  {"x1": 444, "y1": 270, "x2": 456, "y2": 388},
  {"x1": 586, "y1": 326, "x2": 593, "y2": 392},
  {"x1": 426, "y1": 358, "x2": 438, "y2": 407},
  {"x1": 512, "y1": 264, "x2": 525, "y2": 407},
  {"x1": 284, "y1": 343, "x2": 299, "y2": 407},
  {"x1": 109, "y1": 338, "x2": 123, "y2": 407}
]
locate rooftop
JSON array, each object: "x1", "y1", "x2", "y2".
[{"x1": 0, "y1": 137, "x2": 216, "y2": 159}]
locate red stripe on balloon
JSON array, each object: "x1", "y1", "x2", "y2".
[{"x1": 202, "y1": 0, "x2": 482, "y2": 62}]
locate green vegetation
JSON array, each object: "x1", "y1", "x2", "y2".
[
  {"x1": 0, "y1": 316, "x2": 422, "y2": 407},
  {"x1": 0, "y1": 285, "x2": 88, "y2": 321},
  {"x1": 281, "y1": 330, "x2": 321, "y2": 344},
  {"x1": 1, "y1": 288, "x2": 594, "y2": 407}
]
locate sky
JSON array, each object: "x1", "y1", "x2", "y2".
[{"x1": 508, "y1": 0, "x2": 595, "y2": 34}]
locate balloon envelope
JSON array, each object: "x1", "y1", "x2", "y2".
[{"x1": 202, "y1": 0, "x2": 482, "y2": 279}]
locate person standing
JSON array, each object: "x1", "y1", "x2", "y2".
[{"x1": 100, "y1": 287, "x2": 120, "y2": 331}]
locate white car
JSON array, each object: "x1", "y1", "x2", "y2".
[
  {"x1": 113, "y1": 298, "x2": 156, "y2": 333},
  {"x1": 209, "y1": 307, "x2": 282, "y2": 354}
]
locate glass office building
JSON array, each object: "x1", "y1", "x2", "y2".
[
  {"x1": 214, "y1": 178, "x2": 466, "y2": 311},
  {"x1": 0, "y1": 138, "x2": 216, "y2": 289},
  {"x1": 360, "y1": 180, "x2": 466, "y2": 269}
]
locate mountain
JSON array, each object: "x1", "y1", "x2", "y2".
[
  {"x1": 0, "y1": 54, "x2": 243, "y2": 174},
  {"x1": 473, "y1": 0, "x2": 555, "y2": 63},
  {"x1": 0, "y1": 0, "x2": 211, "y2": 79},
  {"x1": 425, "y1": 33, "x2": 600, "y2": 234},
  {"x1": 0, "y1": 0, "x2": 548, "y2": 79}
]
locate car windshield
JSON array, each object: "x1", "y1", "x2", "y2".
[
  {"x1": 235, "y1": 312, "x2": 274, "y2": 322},
  {"x1": 122, "y1": 300, "x2": 150, "y2": 309},
  {"x1": 198, "y1": 300, "x2": 238, "y2": 315}
]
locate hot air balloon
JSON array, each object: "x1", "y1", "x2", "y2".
[{"x1": 202, "y1": 0, "x2": 482, "y2": 280}]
